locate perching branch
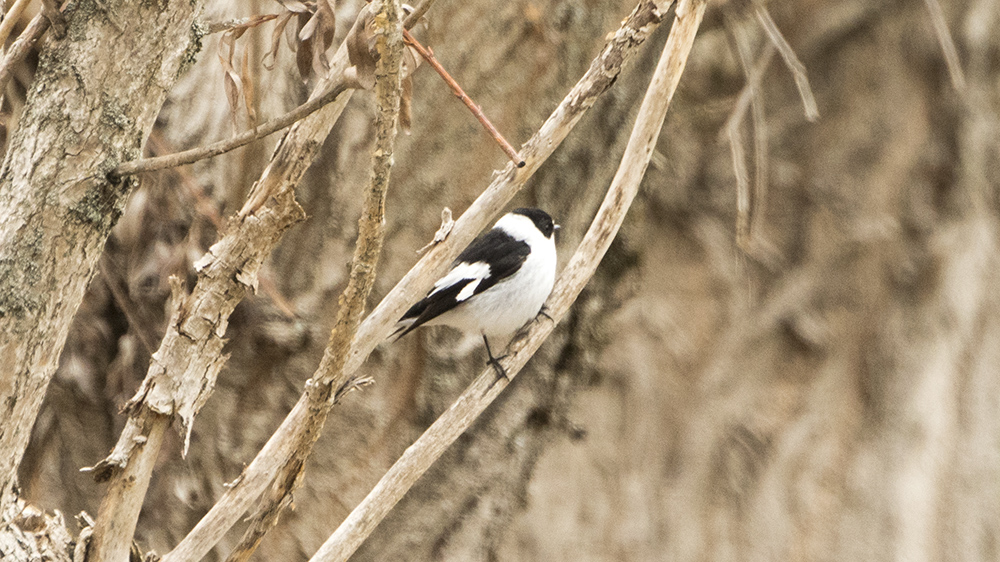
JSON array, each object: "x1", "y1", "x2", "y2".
[
  {"x1": 160, "y1": 2, "x2": 675, "y2": 560},
  {"x1": 309, "y1": 1, "x2": 707, "y2": 559},
  {"x1": 402, "y1": 28, "x2": 525, "y2": 167}
]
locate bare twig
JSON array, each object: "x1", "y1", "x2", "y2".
[
  {"x1": 724, "y1": 15, "x2": 773, "y2": 250},
  {"x1": 309, "y1": 2, "x2": 707, "y2": 559},
  {"x1": 0, "y1": 12, "x2": 49, "y2": 98},
  {"x1": 753, "y1": 1, "x2": 819, "y2": 121},
  {"x1": 402, "y1": 28, "x2": 525, "y2": 168},
  {"x1": 403, "y1": 0, "x2": 434, "y2": 28},
  {"x1": 160, "y1": 3, "x2": 674, "y2": 560},
  {"x1": 922, "y1": 0, "x2": 966, "y2": 92},
  {"x1": 204, "y1": 14, "x2": 278, "y2": 36},
  {"x1": 114, "y1": 83, "x2": 349, "y2": 178},
  {"x1": 0, "y1": 0, "x2": 31, "y2": 47},
  {"x1": 223, "y1": 2, "x2": 403, "y2": 559}
]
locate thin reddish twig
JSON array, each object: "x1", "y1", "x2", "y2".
[{"x1": 402, "y1": 28, "x2": 525, "y2": 168}]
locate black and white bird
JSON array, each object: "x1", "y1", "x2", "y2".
[{"x1": 392, "y1": 208, "x2": 558, "y2": 378}]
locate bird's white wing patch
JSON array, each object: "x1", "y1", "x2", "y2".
[
  {"x1": 430, "y1": 261, "x2": 491, "y2": 300},
  {"x1": 456, "y1": 278, "x2": 482, "y2": 301}
]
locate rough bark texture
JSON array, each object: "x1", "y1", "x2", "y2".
[
  {"x1": 9, "y1": 0, "x2": 1000, "y2": 561},
  {"x1": 0, "y1": 0, "x2": 201, "y2": 519}
]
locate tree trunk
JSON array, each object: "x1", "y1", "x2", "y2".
[{"x1": 0, "y1": 0, "x2": 201, "y2": 522}]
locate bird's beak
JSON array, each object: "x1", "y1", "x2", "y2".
[{"x1": 554, "y1": 224, "x2": 561, "y2": 231}]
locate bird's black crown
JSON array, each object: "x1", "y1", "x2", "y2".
[{"x1": 512, "y1": 208, "x2": 556, "y2": 238}]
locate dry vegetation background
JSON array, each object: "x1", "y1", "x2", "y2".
[{"x1": 5, "y1": 0, "x2": 999, "y2": 560}]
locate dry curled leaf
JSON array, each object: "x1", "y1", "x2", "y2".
[
  {"x1": 344, "y1": 3, "x2": 422, "y2": 129},
  {"x1": 215, "y1": 14, "x2": 277, "y2": 129},
  {"x1": 263, "y1": 11, "x2": 295, "y2": 70},
  {"x1": 399, "y1": 44, "x2": 420, "y2": 132},
  {"x1": 241, "y1": 48, "x2": 257, "y2": 126},
  {"x1": 345, "y1": 3, "x2": 378, "y2": 90},
  {"x1": 416, "y1": 208, "x2": 454, "y2": 254},
  {"x1": 267, "y1": 0, "x2": 337, "y2": 82},
  {"x1": 400, "y1": 74, "x2": 413, "y2": 133},
  {"x1": 273, "y1": 0, "x2": 311, "y2": 12},
  {"x1": 218, "y1": 29, "x2": 245, "y2": 130}
]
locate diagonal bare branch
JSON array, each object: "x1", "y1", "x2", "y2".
[
  {"x1": 0, "y1": 12, "x2": 49, "y2": 98},
  {"x1": 0, "y1": 0, "x2": 32, "y2": 48},
  {"x1": 402, "y1": 28, "x2": 524, "y2": 167},
  {"x1": 308, "y1": 1, "x2": 707, "y2": 559},
  {"x1": 113, "y1": 82, "x2": 349, "y2": 177},
  {"x1": 159, "y1": 2, "x2": 676, "y2": 560}
]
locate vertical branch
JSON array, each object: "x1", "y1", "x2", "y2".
[
  {"x1": 185, "y1": 2, "x2": 403, "y2": 560},
  {"x1": 724, "y1": 15, "x2": 773, "y2": 251},
  {"x1": 315, "y1": 0, "x2": 402, "y2": 391},
  {"x1": 307, "y1": 1, "x2": 707, "y2": 560}
]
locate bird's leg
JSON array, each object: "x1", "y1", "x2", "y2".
[{"x1": 483, "y1": 335, "x2": 508, "y2": 380}]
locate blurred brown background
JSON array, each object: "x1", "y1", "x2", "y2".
[{"x1": 16, "y1": 0, "x2": 1000, "y2": 560}]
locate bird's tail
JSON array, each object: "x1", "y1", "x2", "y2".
[{"x1": 386, "y1": 318, "x2": 416, "y2": 342}]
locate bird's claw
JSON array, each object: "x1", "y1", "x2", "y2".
[
  {"x1": 483, "y1": 335, "x2": 509, "y2": 384},
  {"x1": 537, "y1": 305, "x2": 553, "y2": 322},
  {"x1": 487, "y1": 354, "x2": 509, "y2": 382}
]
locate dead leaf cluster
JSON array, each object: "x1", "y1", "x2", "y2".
[
  {"x1": 266, "y1": 0, "x2": 337, "y2": 81},
  {"x1": 218, "y1": 14, "x2": 278, "y2": 128}
]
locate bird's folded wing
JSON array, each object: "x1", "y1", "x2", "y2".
[{"x1": 392, "y1": 230, "x2": 530, "y2": 339}]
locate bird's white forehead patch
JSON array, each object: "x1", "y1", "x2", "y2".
[
  {"x1": 430, "y1": 261, "x2": 491, "y2": 296},
  {"x1": 494, "y1": 214, "x2": 542, "y2": 242}
]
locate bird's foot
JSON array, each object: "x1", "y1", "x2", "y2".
[
  {"x1": 483, "y1": 335, "x2": 509, "y2": 383},
  {"x1": 487, "y1": 353, "x2": 509, "y2": 382}
]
